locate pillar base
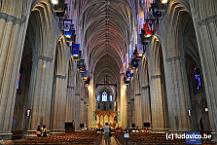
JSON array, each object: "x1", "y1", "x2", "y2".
[
  {"x1": 211, "y1": 131, "x2": 217, "y2": 143},
  {"x1": 151, "y1": 128, "x2": 168, "y2": 133},
  {"x1": 50, "y1": 129, "x2": 65, "y2": 134},
  {"x1": 0, "y1": 132, "x2": 13, "y2": 140},
  {"x1": 25, "y1": 130, "x2": 37, "y2": 137},
  {"x1": 168, "y1": 128, "x2": 192, "y2": 132}
]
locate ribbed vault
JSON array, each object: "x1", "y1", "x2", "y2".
[
  {"x1": 78, "y1": 0, "x2": 136, "y2": 74},
  {"x1": 94, "y1": 54, "x2": 120, "y2": 84}
]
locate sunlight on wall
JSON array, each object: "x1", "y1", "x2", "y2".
[
  {"x1": 87, "y1": 84, "x2": 93, "y2": 94},
  {"x1": 87, "y1": 80, "x2": 96, "y2": 128},
  {"x1": 120, "y1": 78, "x2": 128, "y2": 129}
]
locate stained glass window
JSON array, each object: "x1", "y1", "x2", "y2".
[
  {"x1": 193, "y1": 67, "x2": 202, "y2": 94},
  {"x1": 97, "y1": 94, "x2": 100, "y2": 102},
  {"x1": 102, "y1": 91, "x2": 107, "y2": 101},
  {"x1": 109, "y1": 95, "x2": 113, "y2": 101}
]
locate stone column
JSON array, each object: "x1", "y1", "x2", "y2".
[
  {"x1": 120, "y1": 76, "x2": 127, "y2": 129},
  {"x1": 86, "y1": 102, "x2": 89, "y2": 128},
  {"x1": 149, "y1": 74, "x2": 166, "y2": 131},
  {"x1": 84, "y1": 101, "x2": 88, "y2": 128},
  {"x1": 50, "y1": 74, "x2": 67, "y2": 133},
  {"x1": 80, "y1": 98, "x2": 84, "y2": 125},
  {"x1": 65, "y1": 85, "x2": 75, "y2": 122},
  {"x1": 28, "y1": 56, "x2": 55, "y2": 133},
  {"x1": 134, "y1": 93, "x2": 143, "y2": 128},
  {"x1": 126, "y1": 88, "x2": 130, "y2": 127},
  {"x1": 130, "y1": 98, "x2": 135, "y2": 126},
  {"x1": 74, "y1": 93, "x2": 80, "y2": 130},
  {"x1": 87, "y1": 74, "x2": 96, "y2": 128},
  {"x1": 164, "y1": 57, "x2": 190, "y2": 131},
  {"x1": 0, "y1": 10, "x2": 31, "y2": 139},
  {"x1": 190, "y1": 5, "x2": 217, "y2": 141},
  {"x1": 141, "y1": 86, "x2": 151, "y2": 126},
  {"x1": 127, "y1": 101, "x2": 131, "y2": 127}
]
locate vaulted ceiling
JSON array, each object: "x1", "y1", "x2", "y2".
[{"x1": 77, "y1": 0, "x2": 137, "y2": 84}]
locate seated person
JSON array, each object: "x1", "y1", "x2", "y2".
[
  {"x1": 36, "y1": 125, "x2": 42, "y2": 137},
  {"x1": 41, "y1": 125, "x2": 47, "y2": 137}
]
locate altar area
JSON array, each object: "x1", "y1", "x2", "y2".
[{"x1": 95, "y1": 110, "x2": 117, "y2": 128}]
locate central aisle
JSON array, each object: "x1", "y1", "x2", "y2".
[{"x1": 101, "y1": 136, "x2": 119, "y2": 145}]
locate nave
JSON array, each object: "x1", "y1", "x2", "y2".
[{"x1": 0, "y1": 0, "x2": 217, "y2": 144}]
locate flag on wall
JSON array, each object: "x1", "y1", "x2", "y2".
[
  {"x1": 64, "y1": 19, "x2": 72, "y2": 31},
  {"x1": 72, "y1": 44, "x2": 80, "y2": 57}
]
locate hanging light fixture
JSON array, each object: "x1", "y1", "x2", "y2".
[
  {"x1": 151, "y1": 3, "x2": 162, "y2": 17},
  {"x1": 51, "y1": 0, "x2": 59, "y2": 5},
  {"x1": 84, "y1": 77, "x2": 90, "y2": 85},
  {"x1": 161, "y1": 0, "x2": 169, "y2": 4},
  {"x1": 140, "y1": 32, "x2": 151, "y2": 46},
  {"x1": 77, "y1": 59, "x2": 86, "y2": 73},
  {"x1": 50, "y1": 0, "x2": 66, "y2": 17},
  {"x1": 83, "y1": 76, "x2": 89, "y2": 81},
  {"x1": 124, "y1": 77, "x2": 130, "y2": 85},
  {"x1": 79, "y1": 67, "x2": 86, "y2": 73},
  {"x1": 151, "y1": 0, "x2": 168, "y2": 17},
  {"x1": 204, "y1": 107, "x2": 208, "y2": 112},
  {"x1": 81, "y1": 70, "x2": 89, "y2": 81},
  {"x1": 133, "y1": 48, "x2": 142, "y2": 60},
  {"x1": 131, "y1": 58, "x2": 139, "y2": 69}
]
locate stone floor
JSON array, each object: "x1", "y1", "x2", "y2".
[{"x1": 101, "y1": 136, "x2": 120, "y2": 145}]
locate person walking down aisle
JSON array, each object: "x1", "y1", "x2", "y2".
[
  {"x1": 101, "y1": 136, "x2": 119, "y2": 145},
  {"x1": 103, "y1": 123, "x2": 110, "y2": 145}
]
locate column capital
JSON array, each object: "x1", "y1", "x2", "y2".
[
  {"x1": 56, "y1": 74, "x2": 66, "y2": 79},
  {"x1": 75, "y1": 93, "x2": 80, "y2": 96},
  {"x1": 166, "y1": 56, "x2": 180, "y2": 62},
  {"x1": 151, "y1": 74, "x2": 161, "y2": 79},
  {"x1": 142, "y1": 85, "x2": 149, "y2": 89},
  {"x1": 135, "y1": 93, "x2": 141, "y2": 96},
  {"x1": 67, "y1": 85, "x2": 74, "y2": 89},
  {"x1": 39, "y1": 55, "x2": 53, "y2": 62},
  {"x1": 198, "y1": 14, "x2": 217, "y2": 26},
  {"x1": 0, "y1": 12, "x2": 27, "y2": 24}
]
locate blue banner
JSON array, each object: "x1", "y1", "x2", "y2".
[
  {"x1": 72, "y1": 44, "x2": 80, "y2": 57},
  {"x1": 126, "y1": 70, "x2": 133, "y2": 78}
]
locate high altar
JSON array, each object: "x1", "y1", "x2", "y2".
[{"x1": 95, "y1": 110, "x2": 117, "y2": 128}]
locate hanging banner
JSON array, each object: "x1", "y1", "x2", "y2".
[
  {"x1": 64, "y1": 19, "x2": 76, "y2": 41},
  {"x1": 137, "y1": 44, "x2": 143, "y2": 55},
  {"x1": 82, "y1": 70, "x2": 89, "y2": 81},
  {"x1": 72, "y1": 44, "x2": 80, "y2": 57},
  {"x1": 64, "y1": 19, "x2": 72, "y2": 31},
  {"x1": 126, "y1": 70, "x2": 133, "y2": 78},
  {"x1": 77, "y1": 59, "x2": 85, "y2": 69}
]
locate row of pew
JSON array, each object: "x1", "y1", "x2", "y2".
[
  {"x1": 11, "y1": 131, "x2": 101, "y2": 145},
  {"x1": 115, "y1": 132, "x2": 215, "y2": 145}
]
